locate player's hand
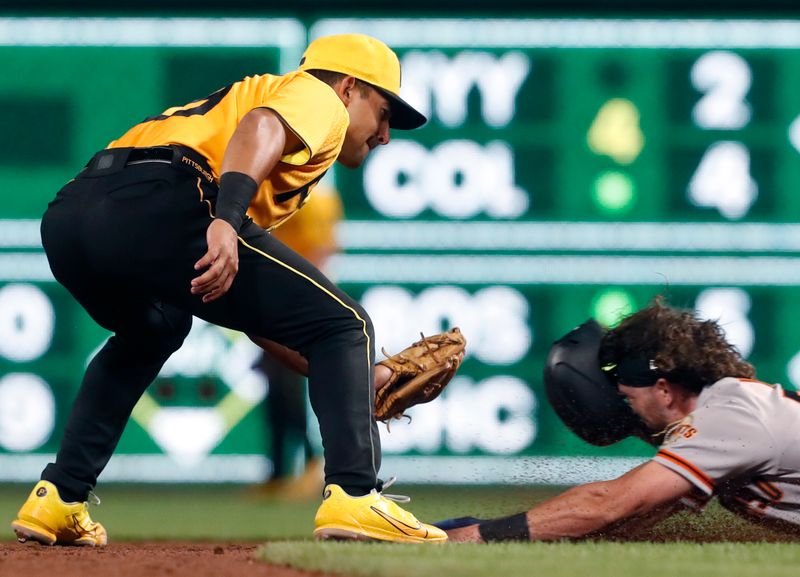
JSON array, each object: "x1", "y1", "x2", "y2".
[
  {"x1": 374, "y1": 363, "x2": 393, "y2": 392},
  {"x1": 372, "y1": 350, "x2": 464, "y2": 392},
  {"x1": 192, "y1": 219, "x2": 239, "y2": 303}
]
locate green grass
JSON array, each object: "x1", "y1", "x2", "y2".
[
  {"x1": 259, "y1": 541, "x2": 800, "y2": 577},
  {"x1": 0, "y1": 484, "x2": 552, "y2": 541},
  {"x1": 2, "y1": 483, "x2": 799, "y2": 577},
  {"x1": 0, "y1": 483, "x2": 317, "y2": 541},
  {"x1": 0, "y1": 483, "x2": 791, "y2": 543}
]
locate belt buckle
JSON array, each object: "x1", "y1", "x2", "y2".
[
  {"x1": 129, "y1": 146, "x2": 174, "y2": 164},
  {"x1": 88, "y1": 148, "x2": 132, "y2": 176}
]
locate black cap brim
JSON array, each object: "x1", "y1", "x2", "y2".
[{"x1": 374, "y1": 87, "x2": 427, "y2": 130}]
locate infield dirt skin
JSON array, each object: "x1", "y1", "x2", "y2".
[{"x1": 0, "y1": 542, "x2": 328, "y2": 577}]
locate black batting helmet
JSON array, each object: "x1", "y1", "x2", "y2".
[{"x1": 543, "y1": 319, "x2": 640, "y2": 446}]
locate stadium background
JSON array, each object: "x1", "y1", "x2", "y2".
[{"x1": 2, "y1": 3, "x2": 800, "y2": 492}]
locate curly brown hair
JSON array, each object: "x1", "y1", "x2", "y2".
[{"x1": 598, "y1": 296, "x2": 754, "y2": 392}]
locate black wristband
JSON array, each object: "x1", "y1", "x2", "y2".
[
  {"x1": 215, "y1": 171, "x2": 258, "y2": 231},
  {"x1": 477, "y1": 512, "x2": 530, "y2": 542}
]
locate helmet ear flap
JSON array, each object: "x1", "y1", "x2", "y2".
[{"x1": 543, "y1": 319, "x2": 640, "y2": 446}]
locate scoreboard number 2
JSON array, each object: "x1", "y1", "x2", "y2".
[{"x1": 691, "y1": 50, "x2": 752, "y2": 130}]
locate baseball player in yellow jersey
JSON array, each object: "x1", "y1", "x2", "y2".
[
  {"x1": 12, "y1": 34, "x2": 446, "y2": 546},
  {"x1": 443, "y1": 298, "x2": 800, "y2": 542}
]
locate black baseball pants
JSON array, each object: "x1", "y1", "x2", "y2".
[{"x1": 39, "y1": 146, "x2": 380, "y2": 501}]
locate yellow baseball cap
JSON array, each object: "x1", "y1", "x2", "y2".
[{"x1": 299, "y1": 33, "x2": 427, "y2": 130}]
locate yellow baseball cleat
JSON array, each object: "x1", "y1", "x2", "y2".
[
  {"x1": 314, "y1": 483, "x2": 447, "y2": 543},
  {"x1": 11, "y1": 481, "x2": 107, "y2": 547}
]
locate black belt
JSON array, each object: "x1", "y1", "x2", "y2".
[{"x1": 78, "y1": 145, "x2": 216, "y2": 185}]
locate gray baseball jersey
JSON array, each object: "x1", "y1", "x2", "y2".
[{"x1": 652, "y1": 377, "x2": 800, "y2": 529}]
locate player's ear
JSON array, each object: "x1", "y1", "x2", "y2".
[
  {"x1": 654, "y1": 378, "x2": 672, "y2": 403},
  {"x1": 333, "y1": 76, "x2": 358, "y2": 106}
]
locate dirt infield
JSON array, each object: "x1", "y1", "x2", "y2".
[{"x1": 0, "y1": 542, "x2": 329, "y2": 577}]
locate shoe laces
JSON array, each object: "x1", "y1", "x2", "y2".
[
  {"x1": 72, "y1": 492, "x2": 101, "y2": 534},
  {"x1": 378, "y1": 476, "x2": 410, "y2": 504}
]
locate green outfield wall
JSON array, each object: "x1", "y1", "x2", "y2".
[{"x1": 2, "y1": 16, "x2": 799, "y2": 484}]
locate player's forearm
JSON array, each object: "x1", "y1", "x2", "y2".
[
  {"x1": 449, "y1": 481, "x2": 642, "y2": 543},
  {"x1": 250, "y1": 336, "x2": 309, "y2": 376},
  {"x1": 527, "y1": 481, "x2": 642, "y2": 540},
  {"x1": 448, "y1": 462, "x2": 693, "y2": 543},
  {"x1": 249, "y1": 335, "x2": 394, "y2": 390},
  {"x1": 527, "y1": 462, "x2": 693, "y2": 541},
  {"x1": 591, "y1": 500, "x2": 686, "y2": 540}
]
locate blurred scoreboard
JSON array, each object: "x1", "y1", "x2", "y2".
[{"x1": 2, "y1": 17, "x2": 800, "y2": 484}]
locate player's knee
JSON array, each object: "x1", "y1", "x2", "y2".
[
  {"x1": 120, "y1": 301, "x2": 193, "y2": 356},
  {"x1": 359, "y1": 306, "x2": 375, "y2": 341},
  {"x1": 145, "y1": 303, "x2": 193, "y2": 353},
  {"x1": 325, "y1": 302, "x2": 375, "y2": 352},
  {"x1": 350, "y1": 302, "x2": 375, "y2": 344},
  {"x1": 353, "y1": 305, "x2": 377, "y2": 361}
]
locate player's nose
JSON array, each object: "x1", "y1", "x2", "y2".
[{"x1": 376, "y1": 121, "x2": 390, "y2": 145}]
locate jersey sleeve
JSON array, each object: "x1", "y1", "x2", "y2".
[
  {"x1": 257, "y1": 74, "x2": 348, "y2": 166},
  {"x1": 652, "y1": 396, "x2": 776, "y2": 496}
]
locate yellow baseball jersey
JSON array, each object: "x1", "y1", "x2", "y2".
[
  {"x1": 109, "y1": 70, "x2": 349, "y2": 230},
  {"x1": 272, "y1": 184, "x2": 343, "y2": 266}
]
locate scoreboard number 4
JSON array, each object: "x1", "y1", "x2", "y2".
[{"x1": 688, "y1": 142, "x2": 757, "y2": 220}]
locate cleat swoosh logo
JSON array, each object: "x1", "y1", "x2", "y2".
[{"x1": 371, "y1": 506, "x2": 429, "y2": 538}]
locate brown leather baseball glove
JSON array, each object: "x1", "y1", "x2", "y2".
[{"x1": 374, "y1": 327, "x2": 467, "y2": 422}]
